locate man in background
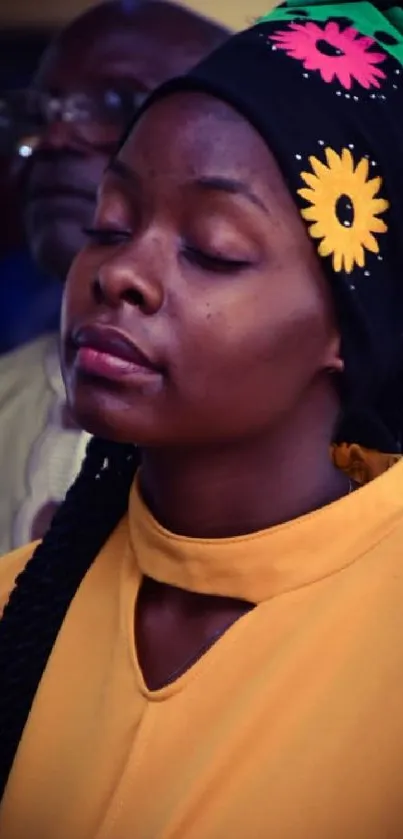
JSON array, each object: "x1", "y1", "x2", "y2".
[
  {"x1": 0, "y1": 0, "x2": 229, "y2": 553},
  {"x1": 0, "y1": 158, "x2": 61, "y2": 354},
  {"x1": 0, "y1": 31, "x2": 61, "y2": 353}
]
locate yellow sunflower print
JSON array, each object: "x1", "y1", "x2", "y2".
[{"x1": 298, "y1": 147, "x2": 389, "y2": 274}]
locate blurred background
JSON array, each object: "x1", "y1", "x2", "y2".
[
  {"x1": 0, "y1": 0, "x2": 273, "y2": 259},
  {"x1": 0, "y1": 0, "x2": 272, "y2": 27}
]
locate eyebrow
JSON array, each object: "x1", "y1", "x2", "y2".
[
  {"x1": 107, "y1": 161, "x2": 269, "y2": 215},
  {"x1": 107, "y1": 157, "x2": 141, "y2": 187},
  {"x1": 96, "y1": 75, "x2": 148, "y2": 92},
  {"x1": 193, "y1": 176, "x2": 269, "y2": 215}
]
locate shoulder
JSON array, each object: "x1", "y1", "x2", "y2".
[
  {"x1": 0, "y1": 543, "x2": 38, "y2": 618},
  {"x1": 0, "y1": 333, "x2": 56, "y2": 382},
  {"x1": 0, "y1": 333, "x2": 58, "y2": 412},
  {"x1": 0, "y1": 333, "x2": 53, "y2": 366}
]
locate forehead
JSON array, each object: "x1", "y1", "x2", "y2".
[
  {"x1": 119, "y1": 92, "x2": 294, "y2": 212},
  {"x1": 34, "y1": 16, "x2": 188, "y2": 93}
]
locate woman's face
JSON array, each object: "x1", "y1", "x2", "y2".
[{"x1": 61, "y1": 92, "x2": 341, "y2": 446}]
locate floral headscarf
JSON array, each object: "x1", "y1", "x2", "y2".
[{"x1": 143, "y1": 1, "x2": 403, "y2": 453}]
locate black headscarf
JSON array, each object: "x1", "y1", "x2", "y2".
[{"x1": 141, "y1": 1, "x2": 403, "y2": 452}]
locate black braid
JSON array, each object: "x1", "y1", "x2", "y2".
[{"x1": 0, "y1": 436, "x2": 140, "y2": 799}]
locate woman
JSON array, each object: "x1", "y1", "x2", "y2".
[{"x1": 1, "y1": 2, "x2": 403, "y2": 836}]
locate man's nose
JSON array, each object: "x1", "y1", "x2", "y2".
[{"x1": 34, "y1": 117, "x2": 83, "y2": 152}]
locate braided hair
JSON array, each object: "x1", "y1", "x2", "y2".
[{"x1": 0, "y1": 436, "x2": 140, "y2": 798}]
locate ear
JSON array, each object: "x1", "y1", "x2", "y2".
[{"x1": 323, "y1": 330, "x2": 344, "y2": 374}]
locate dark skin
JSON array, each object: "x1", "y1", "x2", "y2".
[
  {"x1": 22, "y1": 0, "x2": 228, "y2": 281},
  {"x1": 17, "y1": 1, "x2": 228, "y2": 543},
  {"x1": 62, "y1": 93, "x2": 347, "y2": 689}
]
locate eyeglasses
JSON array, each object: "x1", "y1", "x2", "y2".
[{"x1": 0, "y1": 88, "x2": 149, "y2": 157}]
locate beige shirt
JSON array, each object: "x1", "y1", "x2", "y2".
[{"x1": 0, "y1": 333, "x2": 90, "y2": 555}]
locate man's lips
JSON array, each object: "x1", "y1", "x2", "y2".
[{"x1": 26, "y1": 184, "x2": 95, "y2": 203}]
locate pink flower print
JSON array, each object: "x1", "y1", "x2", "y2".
[{"x1": 270, "y1": 21, "x2": 387, "y2": 90}]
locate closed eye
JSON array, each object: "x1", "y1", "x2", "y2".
[
  {"x1": 183, "y1": 245, "x2": 252, "y2": 273},
  {"x1": 83, "y1": 226, "x2": 132, "y2": 247}
]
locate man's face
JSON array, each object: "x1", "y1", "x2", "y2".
[{"x1": 22, "y1": 8, "x2": 195, "y2": 281}]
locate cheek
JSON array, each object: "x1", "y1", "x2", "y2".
[
  {"x1": 61, "y1": 249, "x2": 93, "y2": 333},
  {"x1": 175, "y1": 288, "x2": 329, "y2": 417},
  {"x1": 194, "y1": 286, "x2": 325, "y2": 368},
  {"x1": 254, "y1": 292, "x2": 328, "y2": 372}
]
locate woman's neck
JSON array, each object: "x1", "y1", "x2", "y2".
[{"x1": 140, "y1": 384, "x2": 349, "y2": 539}]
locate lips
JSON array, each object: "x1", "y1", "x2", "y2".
[
  {"x1": 25, "y1": 158, "x2": 99, "y2": 204},
  {"x1": 27, "y1": 184, "x2": 95, "y2": 203},
  {"x1": 71, "y1": 323, "x2": 161, "y2": 379}
]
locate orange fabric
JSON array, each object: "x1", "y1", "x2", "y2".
[
  {"x1": 331, "y1": 441, "x2": 401, "y2": 484},
  {"x1": 2, "y1": 463, "x2": 403, "y2": 836}
]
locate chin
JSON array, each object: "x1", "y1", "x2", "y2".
[
  {"x1": 64, "y1": 361, "x2": 175, "y2": 446},
  {"x1": 67, "y1": 391, "x2": 165, "y2": 447},
  {"x1": 69, "y1": 401, "x2": 133, "y2": 444}
]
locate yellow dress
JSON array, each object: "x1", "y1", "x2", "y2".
[{"x1": 2, "y1": 460, "x2": 403, "y2": 838}]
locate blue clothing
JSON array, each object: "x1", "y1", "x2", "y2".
[{"x1": 0, "y1": 251, "x2": 61, "y2": 355}]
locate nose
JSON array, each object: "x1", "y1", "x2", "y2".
[
  {"x1": 93, "y1": 246, "x2": 164, "y2": 315},
  {"x1": 35, "y1": 119, "x2": 84, "y2": 153}
]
